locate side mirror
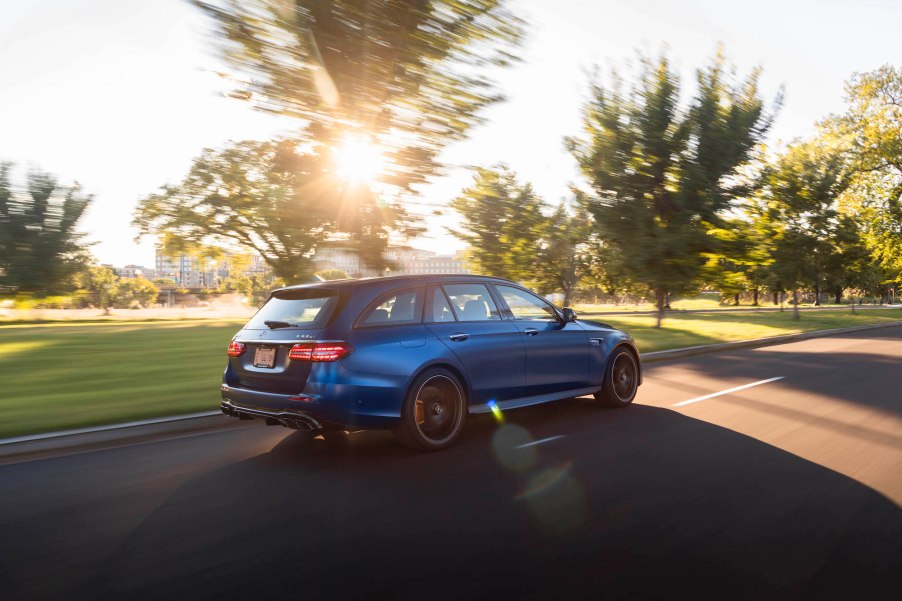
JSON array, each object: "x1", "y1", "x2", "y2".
[{"x1": 561, "y1": 307, "x2": 578, "y2": 323}]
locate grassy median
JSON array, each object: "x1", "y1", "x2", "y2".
[{"x1": 1, "y1": 309, "x2": 900, "y2": 438}]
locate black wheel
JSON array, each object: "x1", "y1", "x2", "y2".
[
  {"x1": 595, "y1": 347, "x2": 639, "y2": 407},
  {"x1": 393, "y1": 368, "x2": 466, "y2": 451}
]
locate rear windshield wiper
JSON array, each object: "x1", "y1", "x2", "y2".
[{"x1": 264, "y1": 320, "x2": 293, "y2": 329}]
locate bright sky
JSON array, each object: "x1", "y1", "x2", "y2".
[{"x1": 1, "y1": 0, "x2": 900, "y2": 267}]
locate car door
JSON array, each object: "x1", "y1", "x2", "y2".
[
  {"x1": 424, "y1": 283, "x2": 526, "y2": 406},
  {"x1": 493, "y1": 284, "x2": 589, "y2": 396}
]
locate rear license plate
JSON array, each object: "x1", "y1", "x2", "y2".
[{"x1": 253, "y1": 347, "x2": 276, "y2": 368}]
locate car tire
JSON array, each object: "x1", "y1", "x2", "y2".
[
  {"x1": 393, "y1": 368, "x2": 467, "y2": 451},
  {"x1": 595, "y1": 347, "x2": 639, "y2": 408}
]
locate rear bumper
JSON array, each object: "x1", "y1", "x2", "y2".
[
  {"x1": 220, "y1": 383, "x2": 400, "y2": 430},
  {"x1": 221, "y1": 399, "x2": 324, "y2": 431}
]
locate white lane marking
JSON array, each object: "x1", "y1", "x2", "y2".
[
  {"x1": 515, "y1": 435, "x2": 566, "y2": 449},
  {"x1": 672, "y1": 377, "x2": 785, "y2": 407}
]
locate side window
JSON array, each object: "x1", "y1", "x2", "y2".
[
  {"x1": 426, "y1": 287, "x2": 457, "y2": 322},
  {"x1": 496, "y1": 285, "x2": 558, "y2": 321},
  {"x1": 443, "y1": 283, "x2": 501, "y2": 321},
  {"x1": 360, "y1": 288, "x2": 423, "y2": 326}
]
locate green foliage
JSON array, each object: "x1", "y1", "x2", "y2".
[
  {"x1": 532, "y1": 202, "x2": 593, "y2": 306},
  {"x1": 0, "y1": 163, "x2": 93, "y2": 294},
  {"x1": 74, "y1": 266, "x2": 118, "y2": 310},
  {"x1": 75, "y1": 268, "x2": 160, "y2": 309},
  {"x1": 832, "y1": 65, "x2": 902, "y2": 280},
  {"x1": 449, "y1": 166, "x2": 547, "y2": 282},
  {"x1": 134, "y1": 140, "x2": 418, "y2": 281},
  {"x1": 234, "y1": 274, "x2": 286, "y2": 307},
  {"x1": 701, "y1": 217, "x2": 772, "y2": 304},
  {"x1": 760, "y1": 135, "x2": 856, "y2": 314},
  {"x1": 113, "y1": 277, "x2": 160, "y2": 308},
  {"x1": 567, "y1": 51, "x2": 778, "y2": 324},
  {"x1": 192, "y1": 0, "x2": 524, "y2": 190},
  {"x1": 315, "y1": 269, "x2": 349, "y2": 280}
]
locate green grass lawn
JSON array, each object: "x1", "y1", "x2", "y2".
[
  {"x1": 1, "y1": 310, "x2": 900, "y2": 439},
  {"x1": 591, "y1": 308, "x2": 902, "y2": 352},
  {"x1": 0, "y1": 320, "x2": 244, "y2": 439}
]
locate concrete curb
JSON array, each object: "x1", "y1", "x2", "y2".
[
  {"x1": 2, "y1": 319, "x2": 901, "y2": 465},
  {"x1": 0, "y1": 411, "x2": 244, "y2": 466}
]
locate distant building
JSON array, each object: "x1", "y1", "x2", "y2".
[
  {"x1": 153, "y1": 254, "x2": 228, "y2": 288},
  {"x1": 110, "y1": 264, "x2": 156, "y2": 280},
  {"x1": 383, "y1": 247, "x2": 468, "y2": 276},
  {"x1": 311, "y1": 245, "x2": 468, "y2": 277},
  {"x1": 144, "y1": 244, "x2": 468, "y2": 288}
]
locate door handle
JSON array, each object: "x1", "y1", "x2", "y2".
[
  {"x1": 449, "y1": 333, "x2": 469, "y2": 342},
  {"x1": 524, "y1": 328, "x2": 539, "y2": 336}
]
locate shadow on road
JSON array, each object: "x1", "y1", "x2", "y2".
[{"x1": 82, "y1": 400, "x2": 902, "y2": 601}]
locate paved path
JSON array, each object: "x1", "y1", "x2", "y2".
[{"x1": 2, "y1": 327, "x2": 900, "y2": 600}]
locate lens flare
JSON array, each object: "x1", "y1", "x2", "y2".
[{"x1": 487, "y1": 399, "x2": 504, "y2": 423}]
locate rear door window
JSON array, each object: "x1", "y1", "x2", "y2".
[
  {"x1": 443, "y1": 283, "x2": 501, "y2": 321},
  {"x1": 246, "y1": 289, "x2": 337, "y2": 329},
  {"x1": 359, "y1": 288, "x2": 424, "y2": 326},
  {"x1": 426, "y1": 286, "x2": 457, "y2": 322}
]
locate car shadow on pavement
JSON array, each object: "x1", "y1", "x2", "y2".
[{"x1": 82, "y1": 399, "x2": 902, "y2": 601}]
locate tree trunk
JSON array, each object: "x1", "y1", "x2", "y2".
[
  {"x1": 655, "y1": 287, "x2": 665, "y2": 329},
  {"x1": 780, "y1": 291, "x2": 785, "y2": 312},
  {"x1": 793, "y1": 289, "x2": 800, "y2": 320},
  {"x1": 814, "y1": 285, "x2": 820, "y2": 306},
  {"x1": 753, "y1": 288, "x2": 759, "y2": 306},
  {"x1": 733, "y1": 293, "x2": 740, "y2": 306},
  {"x1": 772, "y1": 291, "x2": 779, "y2": 305},
  {"x1": 834, "y1": 288, "x2": 842, "y2": 305}
]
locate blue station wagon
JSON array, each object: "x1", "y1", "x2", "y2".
[{"x1": 221, "y1": 275, "x2": 641, "y2": 450}]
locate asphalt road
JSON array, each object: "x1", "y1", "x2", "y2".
[{"x1": 2, "y1": 327, "x2": 901, "y2": 600}]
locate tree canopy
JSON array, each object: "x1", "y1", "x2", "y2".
[
  {"x1": 0, "y1": 163, "x2": 92, "y2": 294},
  {"x1": 567, "y1": 52, "x2": 779, "y2": 324},
  {"x1": 192, "y1": 0, "x2": 524, "y2": 189},
  {"x1": 449, "y1": 166, "x2": 547, "y2": 282},
  {"x1": 134, "y1": 139, "x2": 419, "y2": 281}
]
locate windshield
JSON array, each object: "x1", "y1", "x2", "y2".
[{"x1": 245, "y1": 289, "x2": 338, "y2": 330}]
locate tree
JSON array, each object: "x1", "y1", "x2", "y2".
[
  {"x1": 74, "y1": 266, "x2": 118, "y2": 313},
  {"x1": 449, "y1": 167, "x2": 547, "y2": 282},
  {"x1": 760, "y1": 135, "x2": 854, "y2": 318},
  {"x1": 701, "y1": 217, "x2": 772, "y2": 306},
  {"x1": 191, "y1": 0, "x2": 524, "y2": 191},
  {"x1": 235, "y1": 274, "x2": 286, "y2": 307},
  {"x1": 0, "y1": 163, "x2": 92, "y2": 294},
  {"x1": 831, "y1": 65, "x2": 902, "y2": 282},
  {"x1": 113, "y1": 277, "x2": 160, "y2": 308},
  {"x1": 135, "y1": 140, "x2": 419, "y2": 281},
  {"x1": 567, "y1": 51, "x2": 778, "y2": 326},
  {"x1": 533, "y1": 202, "x2": 593, "y2": 306}
]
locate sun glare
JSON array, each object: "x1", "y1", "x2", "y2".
[{"x1": 332, "y1": 136, "x2": 385, "y2": 183}]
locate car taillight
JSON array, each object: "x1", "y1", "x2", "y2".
[
  {"x1": 288, "y1": 341, "x2": 352, "y2": 362},
  {"x1": 227, "y1": 340, "x2": 246, "y2": 357}
]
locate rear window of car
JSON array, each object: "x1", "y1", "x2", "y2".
[
  {"x1": 358, "y1": 288, "x2": 424, "y2": 327},
  {"x1": 246, "y1": 289, "x2": 337, "y2": 330}
]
